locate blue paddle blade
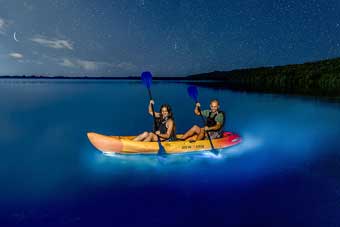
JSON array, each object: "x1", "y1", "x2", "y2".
[
  {"x1": 141, "y1": 71, "x2": 152, "y2": 89},
  {"x1": 158, "y1": 141, "x2": 166, "y2": 156},
  {"x1": 187, "y1": 86, "x2": 198, "y2": 102}
]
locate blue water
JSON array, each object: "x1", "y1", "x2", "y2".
[{"x1": 0, "y1": 79, "x2": 340, "y2": 226}]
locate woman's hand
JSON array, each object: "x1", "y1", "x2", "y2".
[
  {"x1": 155, "y1": 131, "x2": 160, "y2": 135},
  {"x1": 194, "y1": 102, "x2": 201, "y2": 115}
]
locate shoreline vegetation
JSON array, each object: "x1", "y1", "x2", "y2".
[
  {"x1": 1, "y1": 57, "x2": 339, "y2": 97},
  {"x1": 187, "y1": 57, "x2": 340, "y2": 98}
]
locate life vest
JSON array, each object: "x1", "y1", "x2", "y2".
[
  {"x1": 206, "y1": 111, "x2": 225, "y2": 133},
  {"x1": 155, "y1": 117, "x2": 176, "y2": 141}
]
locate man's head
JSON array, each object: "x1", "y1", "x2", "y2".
[{"x1": 209, "y1": 99, "x2": 220, "y2": 113}]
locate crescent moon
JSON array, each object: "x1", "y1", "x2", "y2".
[{"x1": 13, "y1": 32, "x2": 19, "y2": 42}]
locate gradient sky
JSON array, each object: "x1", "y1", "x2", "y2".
[{"x1": 0, "y1": 0, "x2": 340, "y2": 76}]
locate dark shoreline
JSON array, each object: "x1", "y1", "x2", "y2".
[
  {"x1": 0, "y1": 76, "x2": 187, "y2": 80},
  {"x1": 1, "y1": 57, "x2": 340, "y2": 98}
]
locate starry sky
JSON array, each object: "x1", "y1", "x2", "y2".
[{"x1": 1, "y1": 0, "x2": 340, "y2": 77}]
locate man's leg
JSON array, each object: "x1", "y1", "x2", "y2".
[
  {"x1": 180, "y1": 125, "x2": 201, "y2": 140},
  {"x1": 196, "y1": 128, "x2": 206, "y2": 140}
]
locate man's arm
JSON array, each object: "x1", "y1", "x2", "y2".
[
  {"x1": 205, "y1": 122, "x2": 221, "y2": 131},
  {"x1": 194, "y1": 102, "x2": 201, "y2": 115}
]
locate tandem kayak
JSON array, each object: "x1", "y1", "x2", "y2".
[{"x1": 87, "y1": 131, "x2": 241, "y2": 154}]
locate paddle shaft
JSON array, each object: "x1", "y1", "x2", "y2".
[
  {"x1": 187, "y1": 85, "x2": 217, "y2": 154},
  {"x1": 146, "y1": 87, "x2": 165, "y2": 151},
  {"x1": 197, "y1": 105, "x2": 215, "y2": 150},
  {"x1": 147, "y1": 88, "x2": 158, "y2": 129}
]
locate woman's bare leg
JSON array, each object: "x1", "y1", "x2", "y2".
[
  {"x1": 133, "y1": 131, "x2": 149, "y2": 141},
  {"x1": 144, "y1": 132, "x2": 157, "y2": 142}
]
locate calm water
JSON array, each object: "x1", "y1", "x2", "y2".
[{"x1": 0, "y1": 79, "x2": 340, "y2": 226}]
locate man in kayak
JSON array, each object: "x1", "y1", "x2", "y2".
[
  {"x1": 133, "y1": 100, "x2": 176, "y2": 142},
  {"x1": 179, "y1": 99, "x2": 224, "y2": 141}
]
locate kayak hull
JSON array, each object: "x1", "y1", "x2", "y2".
[{"x1": 87, "y1": 132, "x2": 241, "y2": 154}]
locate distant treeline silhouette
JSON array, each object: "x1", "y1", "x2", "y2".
[
  {"x1": 187, "y1": 57, "x2": 340, "y2": 97},
  {"x1": 1, "y1": 57, "x2": 340, "y2": 97}
]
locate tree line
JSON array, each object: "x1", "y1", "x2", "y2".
[{"x1": 187, "y1": 57, "x2": 340, "y2": 97}]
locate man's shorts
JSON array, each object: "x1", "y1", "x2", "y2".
[{"x1": 206, "y1": 131, "x2": 222, "y2": 139}]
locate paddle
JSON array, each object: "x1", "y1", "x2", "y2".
[
  {"x1": 141, "y1": 71, "x2": 166, "y2": 155},
  {"x1": 187, "y1": 85, "x2": 218, "y2": 155}
]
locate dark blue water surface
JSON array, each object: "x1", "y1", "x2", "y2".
[{"x1": 1, "y1": 79, "x2": 340, "y2": 226}]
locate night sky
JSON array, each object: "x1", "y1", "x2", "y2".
[{"x1": 1, "y1": 0, "x2": 340, "y2": 76}]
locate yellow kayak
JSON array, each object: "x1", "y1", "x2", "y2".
[{"x1": 87, "y1": 132, "x2": 241, "y2": 154}]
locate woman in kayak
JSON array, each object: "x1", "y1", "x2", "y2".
[{"x1": 133, "y1": 100, "x2": 176, "y2": 142}]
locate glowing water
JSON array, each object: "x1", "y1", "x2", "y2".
[{"x1": 0, "y1": 79, "x2": 339, "y2": 226}]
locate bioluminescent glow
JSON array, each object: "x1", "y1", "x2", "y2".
[{"x1": 1, "y1": 80, "x2": 340, "y2": 227}]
